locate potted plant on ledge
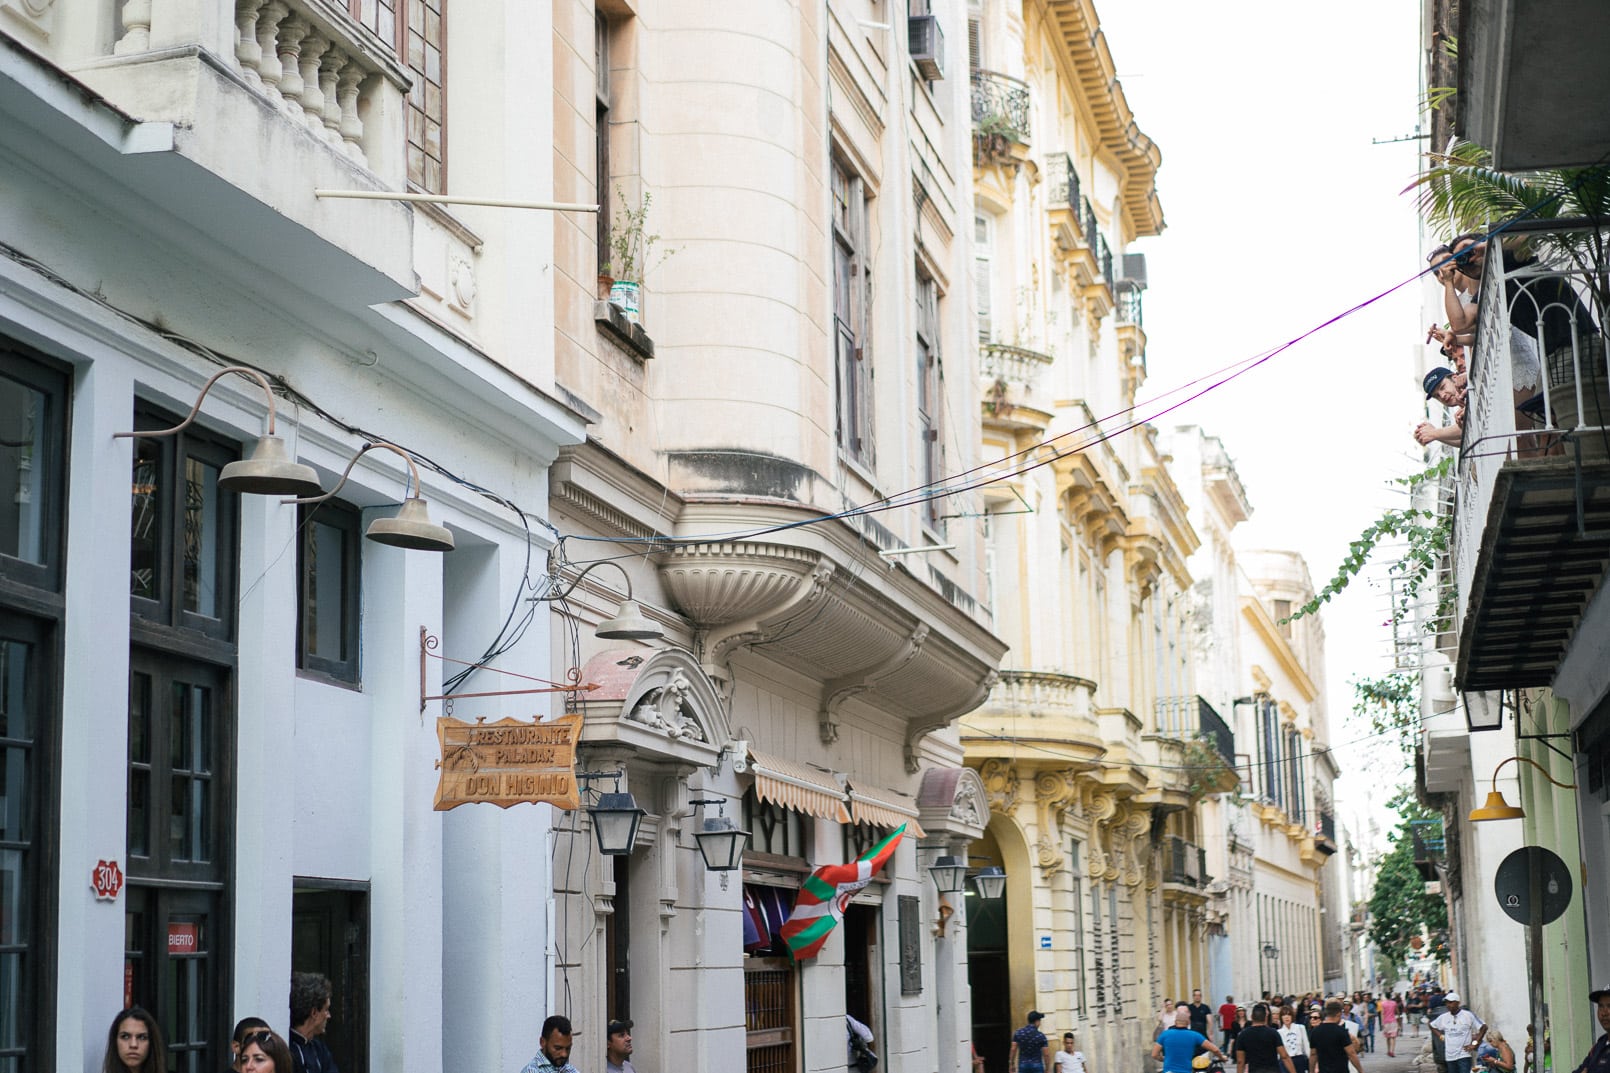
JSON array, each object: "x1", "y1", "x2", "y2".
[{"x1": 603, "y1": 185, "x2": 673, "y2": 324}]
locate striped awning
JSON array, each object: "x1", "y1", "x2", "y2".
[
  {"x1": 748, "y1": 750, "x2": 851, "y2": 823},
  {"x1": 846, "y1": 782, "x2": 926, "y2": 838}
]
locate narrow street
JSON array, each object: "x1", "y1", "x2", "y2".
[{"x1": 1357, "y1": 1031, "x2": 1430, "y2": 1073}]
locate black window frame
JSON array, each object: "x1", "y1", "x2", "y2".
[
  {"x1": 128, "y1": 407, "x2": 240, "y2": 646},
  {"x1": 0, "y1": 342, "x2": 69, "y2": 1072},
  {"x1": 296, "y1": 501, "x2": 362, "y2": 686},
  {"x1": 125, "y1": 650, "x2": 233, "y2": 1073},
  {"x1": 0, "y1": 348, "x2": 69, "y2": 597}
]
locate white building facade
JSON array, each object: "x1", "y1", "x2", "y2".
[{"x1": 1, "y1": 2, "x2": 587, "y2": 1069}]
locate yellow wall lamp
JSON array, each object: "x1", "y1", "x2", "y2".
[{"x1": 1468, "y1": 755, "x2": 1578, "y2": 822}]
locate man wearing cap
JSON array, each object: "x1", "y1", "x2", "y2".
[
  {"x1": 1153, "y1": 1006, "x2": 1226, "y2": 1073},
  {"x1": 1415, "y1": 367, "x2": 1468, "y2": 447},
  {"x1": 1572, "y1": 986, "x2": 1610, "y2": 1073},
  {"x1": 606, "y1": 1019, "x2": 636, "y2": 1073},
  {"x1": 1431, "y1": 992, "x2": 1486, "y2": 1073},
  {"x1": 1009, "y1": 1011, "x2": 1050, "y2": 1073}
]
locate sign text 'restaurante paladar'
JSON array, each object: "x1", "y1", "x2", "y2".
[{"x1": 434, "y1": 713, "x2": 582, "y2": 811}]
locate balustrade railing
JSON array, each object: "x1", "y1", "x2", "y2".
[
  {"x1": 989, "y1": 669, "x2": 1096, "y2": 719},
  {"x1": 970, "y1": 70, "x2": 1031, "y2": 142},
  {"x1": 1117, "y1": 283, "x2": 1144, "y2": 326},
  {"x1": 109, "y1": 0, "x2": 405, "y2": 168},
  {"x1": 980, "y1": 342, "x2": 1054, "y2": 387}
]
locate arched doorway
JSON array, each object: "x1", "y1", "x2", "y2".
[{"x1": 968, "y1": 815, "x2": 1033, "y2": 1073}]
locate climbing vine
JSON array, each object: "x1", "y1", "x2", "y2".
[{"x1": 1287, "y1": 457, "x2": 1454, "y2": 629}]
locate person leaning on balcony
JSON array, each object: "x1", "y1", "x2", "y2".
[
  {"x1": 1571, "y1": 985, "x2": 1610, "y2": 1073},
  {"x1": 1415, "y1": 367, "x2": 1468, "y2": 446},
  {"x1": 1438, "y1": 235, "x2": 1543, "y2": 407}
]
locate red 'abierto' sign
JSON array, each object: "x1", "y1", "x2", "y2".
[
  {"x1": 167, "y1": 922, "x2": 200, "y2": 955},
  {"x1": 123, "y1": 962, "x2": 133, "y2": 1009}
]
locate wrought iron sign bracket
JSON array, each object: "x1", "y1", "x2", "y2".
[{"x1": 420, "y1": 626, "x2": 596, "y2": 713}]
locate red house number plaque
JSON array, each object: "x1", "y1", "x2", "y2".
[{"x1": 92, "y1": 859, "x2": 123, "y2": 901}]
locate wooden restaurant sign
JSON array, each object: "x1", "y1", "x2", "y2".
[{"x1": 433, "y1": 713, "x2": 583, "y2": 811}]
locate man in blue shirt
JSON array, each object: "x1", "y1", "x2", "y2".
[
  {"x1": 1154, "y1": 1007, "x2": 1227, "y2": 1073},
  {"x1": 1008, "y1": 1011, "x2": 1050, "y2": 1073}
]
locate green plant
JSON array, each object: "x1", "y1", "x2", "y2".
[
  {"x1": 1367, "y1": 797, "x2": 1449, "y2": 971},
  {"x1": 1288, "y1": 457, "x2": 1453, "y2": 628},
  {"x1": 1408, "y1": 140, "x2": 1610, "y2": 325},
  {"x1": 604, "y1": 185, "x2": 674, "y2": 284},
  {"x1": 1350, "y1": 671, "x2": 1419, "y2": 766},
  {"x1": 1419, "y1": 35, "x2": 1458, "y2": 117},
  {"x1": 1177, "y1": 734, "x2": 1237, "y2": 800}
]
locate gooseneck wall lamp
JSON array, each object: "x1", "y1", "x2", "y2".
[
  {"x1": 284, "y1": 440, "x2": 455, "y2": 552},
  {"x1": 113, "y1": 366, "x2": 325, "y2": 497},
  {"x1": 1468, "y1": 755, "x2": 1578, "y2": 822},
  {"x1": 537, "y1": 558, "x2": 666, "y2": 642}
]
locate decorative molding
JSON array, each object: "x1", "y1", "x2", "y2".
[
  {"x1": 822, "y1": 622, "x2": 929, "y2": 744},
  {"x1": 981, "y1": 758, "x2": 1019, "y2": 816}
]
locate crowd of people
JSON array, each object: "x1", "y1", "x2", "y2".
[
  {"x1": 1126, "y1": 985, "x2": 1538, "y2": 1073},
  {"x1": 1414, "y1": 231, "x2": 1598, "y2": 454}
]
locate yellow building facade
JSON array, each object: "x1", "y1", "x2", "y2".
[{"x1": 959, "y1": 1, "x2": 1236, "y2": 1069}]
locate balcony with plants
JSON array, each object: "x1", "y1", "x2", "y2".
[
  {"x1": 971, "y1": 69, "x2": 1031, "y2": 168},
  {"x1": 1418, "y1": 145, "x2": 1610, "y2": 693}
]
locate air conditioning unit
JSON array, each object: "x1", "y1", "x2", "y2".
[
  {"x1": 1121, "y1": 252, "x2": 1149, "y2": 288},
  {"x1": 909, "y1": 15, "x2": 945, "y2": 81}
]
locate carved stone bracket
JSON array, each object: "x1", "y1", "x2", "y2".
[
  {"x1": 981, "y1": 758, "x2": 1019, "y2": 816},
  {"x1": 1032, "y1": 768, "x2": 1085, "y2": 874},
  {"x1": 822, "y1": 623, "x2": 929, "y2": 744}
]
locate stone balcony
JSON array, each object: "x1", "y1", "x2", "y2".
[
  {"x1": 979, "y1": 342, "x2": 1054, "y2": 428},
  {"x1": 52, "y1": 0, "x2": 416, "y2": 308}
]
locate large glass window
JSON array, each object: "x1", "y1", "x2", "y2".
[
  {"x1": 0, "y1": 352, "x2": 65, "y2": 591},
  {"x1": 297, "y1": 503, "x2": 361, "y2": 685},
  {"x1": 0, "y1": 344, "x2": 66, "y2": 1072},
  {"x1": 125, "y1": 655, "x2": 229, "y2": 1073},
  {"x1": 128, "y1": 410, "x2": 238, "y2": 642},
  {"x1": 404, "y1": 0, "x2": 447, "y2": 191}
]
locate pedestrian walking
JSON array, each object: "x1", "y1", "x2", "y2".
[
  {"x1": 1153, "y1": 1007, "x2": 1226, "y2": 1073},
  {"x1": 607, "y1": 1019, "x2": 638, "y2": 1073},
  {"x1": 520, "y1": 1015, "x2": 581, "y2": 1073},
  {"x1": 1382, "y1": 994, "x2": 1401, "y2": 1058},
  {"x1": 1431, "y1": 992, "x2": 1487, "y2": 1073},
  {"x1": 1234, "y1": 1003, "x2": 1296, "y2": 1073},
  {"x1": 1190, "y1": 991, "x2": 1217, "y2": 1040},
  {"x1": 1054, "y1": 1032, "x2": 1091, "y2": 1073},
  {"x1": 289, "y1": 972, "x2": 340, "y2": 1073},
  {"x1": 1221, "y1": 998, "x2": 1241, "y2": 1051},
  {"x1": 1572, "y1": 986, "x2": 1610, "y2": 1073},
  {"x1": 1278, "y1": 1008, "x2": 1311, "y2": 1073},
  {"x1": 100, "y1": 1007, "x2": 166, "y2": 1073},
  {"x1": 1309, "y1": 1002, "x2": 1364, "y2": 1073},
  {"x1": 1008, "y1": 1011, "x2": 1050, "y2": 1073}
]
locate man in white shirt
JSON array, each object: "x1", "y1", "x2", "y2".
[
  {"x1": 1431, "y1": 992, "x2": 1487, "y2": 1073},
  {"x1": 1054, "y1": 1032, "x2": 1091, "y2": 1073}
]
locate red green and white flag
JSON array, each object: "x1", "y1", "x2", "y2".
[{"x1": 780, "y1": 823, "x2": 906, "y2": 960}]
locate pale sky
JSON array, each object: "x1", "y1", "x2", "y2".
[{"x1": 1097, "y1": 0, "x2": 1430, "y2": 848}]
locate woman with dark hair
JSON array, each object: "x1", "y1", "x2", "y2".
[
  {"x1": 237, "y1": 1029, "x2": 295, "y2": 1073},
  {"x1": 102, "y1": 1007, "x2": 167, "y2": 1073},
  {"x1": 230, "y1": 1017, "x2": 272, "y2": 1072}
]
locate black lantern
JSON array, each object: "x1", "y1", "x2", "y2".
[
  {"x1": 1262, "y1": 942, "x2": 1280, "y2": 960},
  {"x1": 928, "y1": 855, "x2": 968, "y2": 894},
  {"x1": 589, "y1": 790, "x2": 645, "y2": 856},
  {"x1": 690, "y1": 798, "x2": 749, "y2": 871},
  {"x1": 973, "y1": 865, "x2": 1007, "y2": 899}
]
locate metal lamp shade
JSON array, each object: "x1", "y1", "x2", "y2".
[
  {"x1": 218, "y1": 435, "x2": 325, "y2": 497},
  {"x1": 589, "y1": 791, "x2": 645, "y2": 855},
  {"x1": 973, "y1": 865, "x2": 1007, "y2": 900},
  {"x1": 928, "y1": 855, "x2": 967, "y2": 894},
  {"x1": 596, "y1": 598, "x2": 664, "y2": 641},
  {"x1": 694, "y1": 814, "x2": 749, "y2": 871},
  {"x1": 1468, "y1": 790, "x2": 1526, "y2": 822},
  {"x1": 366, "y1": 496, "x2": 455, "y2": 552}
]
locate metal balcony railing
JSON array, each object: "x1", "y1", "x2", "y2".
[
  {"x1": 1153, "y1": 695, "x2": 1236, "y2": 769},
  {"x1": 1081, "y1": 199, "x2": 1098, "y2": 253},
  {"x1": 1163, "y1": 835, "x2": 1204, "y2": 887},
  {"x1": 970, "y1": 71, "x2": 1031, "y2": 142},
  {"x1": 1044, "y1": 152, "x2": 1082, "y2": 213},
  {"x1": 1452, "y1": 228, "x2": 1610, "y2": 691},
  {"x1": 1197, "y1": 698, "x2": 1235, "y2": 767},
  {"x1": 1316, "y1": 810, "x2": 1336, "y2": 843},
  {"x1": 1097, "y1": 233, "x2": 1114, "y2": 290},
  {"x1": 1117, "y1": 283, "x2": 1144, "y2": 326}
]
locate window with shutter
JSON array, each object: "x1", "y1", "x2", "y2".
[
  {"x1": 833, "y1": 157, "x2": 875, "y2": 465},
  {"x1": 973, "y1": 212, "x2": 993, "y2": 344}
]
